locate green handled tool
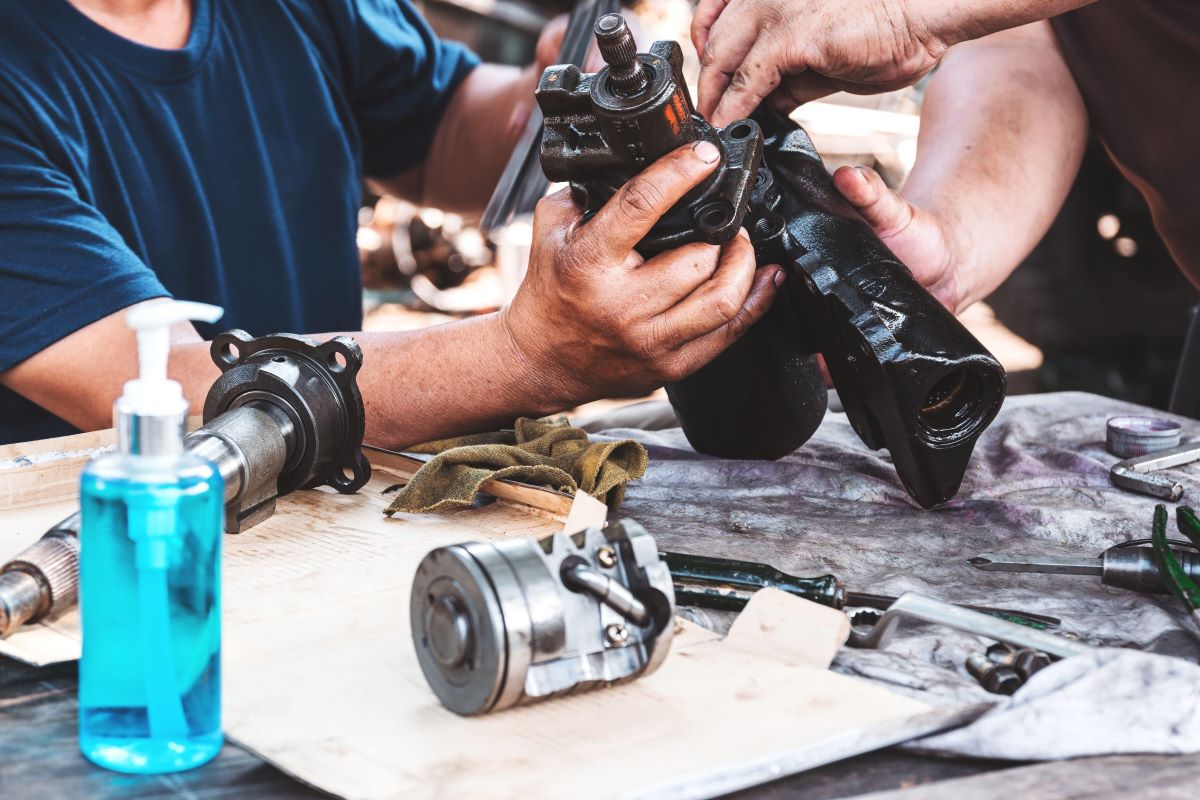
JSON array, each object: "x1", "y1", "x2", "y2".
[
  {"x1": 662, "y1": 551, "x2": 844, "y2": 611},
  {"x1": 661, "y1": 551, "x2": 1061, "y2": 629},
  {"x1": 1153, "y1": 504, "x2": 1200, "y2": 627}
]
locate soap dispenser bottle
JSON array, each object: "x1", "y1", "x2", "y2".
[{"x1": 79, "y1": 300, "x2": 226, "y2": 774}]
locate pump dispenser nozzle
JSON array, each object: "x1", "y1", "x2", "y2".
[{"x1": 118, "y1": 301, "x2": 223, "y2": 456}]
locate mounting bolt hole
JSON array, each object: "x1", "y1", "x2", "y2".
[
  {"x1": 328, "y1": 350, "x2": 348, "y2": 372},
  {"x1": 219, "y1": 341, "x2": 240, "y2": 365},
  {"x1": 273, "y1": 356, "x2": 286, "y2": 363},
  {"x1": 695, "y1": 200, "x2": 734, "y2": 232},
  {"x1": 728, "y1": 122, "x2": 753, "y2": 140}
]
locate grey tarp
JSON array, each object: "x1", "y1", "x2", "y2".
[{"x1": 587, "y1": 391, "x2": 1200, "y2": 760}]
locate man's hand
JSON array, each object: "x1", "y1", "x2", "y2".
[
  {"x1": 694, "y1": 0, "x2": 944, "y2": 126},
  {"x1": 692, "y1": 0, "x2": 1095, "y2": 127},
  {"x1": 832, "y1": 164, "x2": 963, "y2": 312},
  {"x1": 503, "y1": 140, "x2": 783, "y2": 401}
]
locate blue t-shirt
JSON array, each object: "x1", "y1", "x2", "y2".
[{"x1": 0, "y1": 0, "x2": 478, "y2": 444}]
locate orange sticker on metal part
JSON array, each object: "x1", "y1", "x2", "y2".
[{"x1": 663, "y1": 92, "x2": 685, "y2": 136}]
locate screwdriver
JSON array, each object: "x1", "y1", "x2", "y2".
[
  {"x1": 662, "y1": 551, "x2": 1061, "y2": 629},
  {"x1": 969, "y1": 538, "x2": 1200, "y2": 595}
]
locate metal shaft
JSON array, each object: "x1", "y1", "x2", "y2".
[
  {"x1": 971, "y1": 546, "x2": 1200, "y2": 595},
  {"x1": 595, "y1": 14, "x2": 649, "y2": 95},
  {"x1": 969, "y1": 554, "x2": 1102, "y2": 576},
  {"x1": 0, "y1": 400, "x2": 297, "y2": 637}
]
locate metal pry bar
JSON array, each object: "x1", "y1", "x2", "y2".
[
  {"x1": 1110, "y1": 440, "x2": 1200, "y2": 501},
  {"x1": 847, "y1": 592, "x2": 1091, "y2": 659},
  {"x1": 478, "y1": 0, "x2": 618, "y2": 233}
]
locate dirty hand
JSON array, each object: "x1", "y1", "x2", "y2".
[
  {"x1": 503, "y1": 141, "x2": 784, "y2": 403},
  {"x1": 832, "y1": 165, "x2": 963, "y2": 312},
  {"x1": 692, "y1": 0, "x2": 947, "y2": 126}
]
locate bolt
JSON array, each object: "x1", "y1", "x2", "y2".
[
  {"x1": 985, "y1": 644, "x2": 1054, "y2": 682},
  {"x1": 605, "y1": 623, "x2": 629, "y2": 647},
  {"x1": 986, "y1": 642, "x2": 1016, "y2": 663},
  {"x1": 597, "y1": 546, "x2": 617, "y2": 569},
  {"x1": 966, "y1": 652, "x2": 1022, "y2": 695},
  {"x1": 1013, "y1": 649, "x2": 1054, "y2": 680}
]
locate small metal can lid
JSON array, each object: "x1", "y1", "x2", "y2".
[{"x1": 1106, "y1": 415, "x2": 1182, "y2": 458}]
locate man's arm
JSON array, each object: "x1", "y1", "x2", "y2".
[
  {"x1": 829, "y1": 22, "x2": 1089, "y2": 312},
  {"x1": 373, "y1": 62, "x2": 536, "y2": 212},
  {"x1": 692, "y1": 0, "x2": 1095, "y2": 126},
  {"x1": 375, "y1": 15, "x2": 594, "y2": 213},
  {"x1": 3, "y1": 142, "x2": 782, "y2": 449}
]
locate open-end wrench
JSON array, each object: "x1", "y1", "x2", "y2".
[{"x1": 847, "y1": 592, "x2": 1091, "y2": 659}]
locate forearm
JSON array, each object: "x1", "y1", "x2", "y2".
[
  {"x1": 903, "y1": 22, "x2": 1088, "y2": 308},
  {"x1": 6, "y1": 311, "x2": 572, "y2": 450},
  {"x1": 916, "y1": 0, "x2": 1097, "y2": 47},
  {"x1": 346, "y1": 312, "x2": 572, "y2": 449},
  {"x1": 373, "y1": 64, "x2": 537, "y2": 213}
]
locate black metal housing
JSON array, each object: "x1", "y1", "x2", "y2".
[
  {"x1": 534, "y1": 21, "x2": 1007, "y2": 508},
  {"x1": 204, "y1": 330, "x2": 371, "y2": 495},
  {"x1": 538, "y1": 38, "x2": 761, "y2": 254}
]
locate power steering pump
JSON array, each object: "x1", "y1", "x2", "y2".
[{"x1": 536, "y1": 14, "x2": 1006, "y2": 508}]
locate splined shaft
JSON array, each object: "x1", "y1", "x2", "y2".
[{"x1": 594, "y1": 14, "x2": 649, "y2": 95}]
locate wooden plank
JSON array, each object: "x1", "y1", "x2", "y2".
[
  {"x1": 0, "y1": 429, "x2": 113, "y2": 510},
  {"x1": 0, "y1": 430, "x2": 574, "y2": 518}
]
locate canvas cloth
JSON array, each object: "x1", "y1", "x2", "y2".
[{"x1": 586, "y1": 391, "x2": 1200, "y2": 760}]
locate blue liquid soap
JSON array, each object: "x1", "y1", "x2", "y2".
[{"x1": 79, "y1": 453, "x2": 223, "y2": 773}]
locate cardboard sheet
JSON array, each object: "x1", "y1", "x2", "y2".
[{"x1": 0, "y1": 437, "x2": 973, "y2": 799}]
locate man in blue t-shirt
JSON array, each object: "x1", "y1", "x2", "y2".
[{"x1": 0, "y1": 0, "x2": 783, "y2": 447}]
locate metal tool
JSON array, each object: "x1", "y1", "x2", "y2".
[
  {"x1": 970, "y1": 538, "x2": 1200, "y2": 596},
  {"x1": 1153, "y1": 504, "x2": 1200, "y2": 627},
  {"x1": 535, "y1": 17, "x2": 1005, "y2": 508},
  {"x1": 986, "y1": 643, "x2": 1053, "y2": 681},
  {"x1": 663, "y1": 550, "x2": 1061, "y2": 629},
  {"x1": 478, "y1": 0, "x2": 618, "y2": 233},
  {"x1": 410, "y1": 520, "x2": 674, "y2": 716},
  {"x1": 965, "y1": 652, "x2": 1022, "y2": 695},
  {"x1": 1110, "y1": 440, "x2": 1200, "y2": 501},
  {"x1": 847, "y1": 593, "x2": 1091, "y2": 659},
  {"x1": 0, "y1": 331, "x2": 370, "y2": 637},
  {"x1": 1107, "y1": 415, "x2": 1182, "y2": 458}
]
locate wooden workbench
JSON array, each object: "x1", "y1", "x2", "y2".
[
  {"x1": 1, "y1": 423, "x2": 1196, "y2": 799},
  {"x1": 5, "y1": 653, "x2": 1195, "y2": 799}
]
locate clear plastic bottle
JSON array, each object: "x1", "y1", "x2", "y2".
[
  {"x1": 78, "y1": 300, "x2": 225, "y2": 774},
  {"x1": 79, "y1": 454, "x2": 223, "y2": 772}
]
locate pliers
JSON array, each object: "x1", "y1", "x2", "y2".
[{"x1": 1152, "y1": 504, "x2": 1200, "y2": 628}]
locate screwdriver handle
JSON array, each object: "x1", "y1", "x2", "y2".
[
  {"x1": 660, "y1": 551, "x2": 845, "y2": 610},
  {"x1": 1103, "y1": 547, "x2": 1200, "y2": 594}
]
